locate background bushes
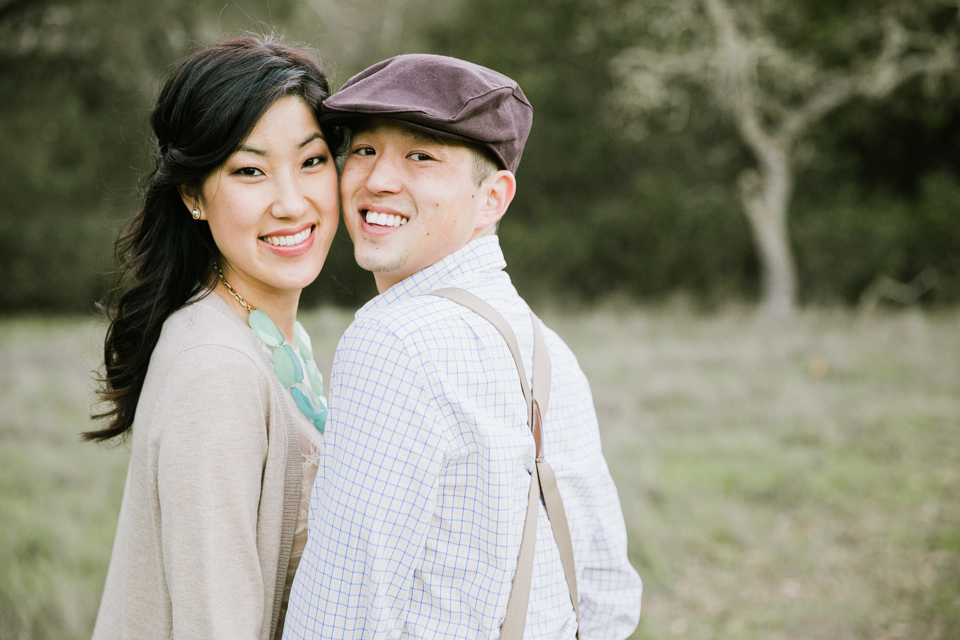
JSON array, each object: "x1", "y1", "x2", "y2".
[{"x1": 1, "y1": 0, "x2": 957, "y2": 312}]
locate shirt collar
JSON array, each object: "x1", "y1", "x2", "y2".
[{"x1": 356, "y1": 236, "x2": 507, "y2": 317}]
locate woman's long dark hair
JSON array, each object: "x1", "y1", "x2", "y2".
[{"x1": 85, "y1": 38, "x2": 330, "y2": 442}]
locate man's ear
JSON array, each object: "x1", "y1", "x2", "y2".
[
  {"x1": 177, "y1": 185, "x2": 202, "y2": 219},
  {"x1": 476, "y1": 170, "x2": 516, "y2": 230}
]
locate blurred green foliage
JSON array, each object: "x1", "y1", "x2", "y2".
[
  {"x1": 430, "y1": 0, "x2": 759, "y2": 305},
  {"x1": 0, "y1": 0, "x2": 958, "y2": 311},
  {"x1": 0, "y1": 56, "x2": 135, "y2": 310},
  {"x1": 430, "y1": 0, "x2": 960, "y2": 307}
]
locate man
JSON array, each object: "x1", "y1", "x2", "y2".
[{"x1": 285, "y1": 54, "x2": 642, "y2": 639}]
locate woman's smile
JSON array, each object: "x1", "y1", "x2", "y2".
[{"x1": 260, "y1": 223, "x2": 317, "y2": 256}]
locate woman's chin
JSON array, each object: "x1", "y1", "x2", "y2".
[
  {"x1": 271, "y1": 267, "x2": 326, "y2": 294},
  {"x1": 253, "y1": 252, "x2": 329, "y2": 294}
]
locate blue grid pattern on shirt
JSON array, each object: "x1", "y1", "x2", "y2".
[{"x1": 284, "y1": 237, "x2": 642, "y2": 640}]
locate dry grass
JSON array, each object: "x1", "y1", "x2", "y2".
[
  {"x1": 1, "y1": 305, "x2": 958, "y2": 639},
  {"x1": 544, "y1": 303, "x2": 960, "y2": 640}
]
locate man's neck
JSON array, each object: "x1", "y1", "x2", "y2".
[{"x1": 372, "y1": 231, "x2": 499, "y2": 294}]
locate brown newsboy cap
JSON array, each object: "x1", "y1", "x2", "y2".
[{"x1": 320, "y1": 54, "x2": 533, "y2": 173}]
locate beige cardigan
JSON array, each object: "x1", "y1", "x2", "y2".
[{"x1": 92, "y1": 292, "x2": 301, "y2": 640}]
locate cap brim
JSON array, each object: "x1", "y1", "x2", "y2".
[{"x1": 319, "y1": 111, "x2": 509, "y2": 171}]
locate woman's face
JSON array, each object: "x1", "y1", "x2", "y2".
[{"x1": 187, "y1": 95, "x2": 339, "y2": 306}]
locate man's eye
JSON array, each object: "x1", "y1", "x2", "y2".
[
  {"x1": 236, "y1": 167, "x2": 263, "y2": 177},
  {"x1": 409, "y1": 153, "x2": 432, "y2": 161},
  {"x1": 353, "y1": 146, "x2": 376, "y2": 156},
  {"x1": 303, "y1": 155, "x2": 328, "y2": 168}
]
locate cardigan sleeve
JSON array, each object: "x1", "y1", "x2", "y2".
[{"x1": 153, "y1": 344, "x2": 270, "y2": 640}]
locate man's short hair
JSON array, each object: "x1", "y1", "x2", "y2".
[{"x1": 469, "y1": 144, "x2": 500, "y2": 186}]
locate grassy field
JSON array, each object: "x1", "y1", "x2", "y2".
[{"x1": 1, "y1": 305, "x2": 958, "y2": 639}]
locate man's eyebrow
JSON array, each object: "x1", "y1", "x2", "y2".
[
  {"x1": 237, "y1": 132, "x2": 324, "y2": 157},
  {"x1": 401, "y1": 129, "x2": 446, "y2": 146}
]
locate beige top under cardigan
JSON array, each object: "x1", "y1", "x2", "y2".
[
  {"x1": 92, "y1": 292, "x2": 314, "y2": 640},
  {"x1": 277, "y1": 382, "x2": 323, "y2": 633}
]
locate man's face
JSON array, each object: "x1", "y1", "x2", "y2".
[{"x1": 340, "y1": 119, "x2": 491, "y2": 292}]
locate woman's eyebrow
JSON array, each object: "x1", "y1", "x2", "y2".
[
  {"x1": 237, "y1": 132, "x2": 323, "y2": 157},
  {"x1": 299, "y1": 132, "x2": 323, "y2": 148},
  {"x1": 238, "y1": 144, "x2": 267, "y2": 156}
]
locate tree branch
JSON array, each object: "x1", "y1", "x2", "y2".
[
  {"x1": 702, "y1": 0, "x2": 756, "y2": 116},
  {"x1": 702, "y1": 0, "x2": 783, "y2": 169},
  {"x1": 778, "y1": 20, "x2": 957, "y2": 143},
  {"x1": 609, "y1": 46, "x2": 708, "y2": 113}
]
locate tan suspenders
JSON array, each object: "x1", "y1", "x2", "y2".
[{"x1": 428, "y1": 288, "x2": 580, "y2": 639}]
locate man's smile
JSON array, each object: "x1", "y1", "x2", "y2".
[
  {"x1": 363, "y1": 210, "x2": 407, "y2": 227},
  {"x1": 358, "y1": 203, "x2": 411, "y2": 233}
]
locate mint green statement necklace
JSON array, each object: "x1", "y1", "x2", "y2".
[{"x1": 219, "y1": 269, "x2": 328, "y2": 433}]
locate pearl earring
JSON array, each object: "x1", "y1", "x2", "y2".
[{"x1": 191, "y1": 205, "x2": 201, "y2": 220}]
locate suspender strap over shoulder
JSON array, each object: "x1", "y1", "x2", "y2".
[{"x1": 428, "y1": 288, "x2": 579, "y2": 639}]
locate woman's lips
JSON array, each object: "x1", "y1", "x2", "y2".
[{"x1": 259, "y1": 225, "x2": 315, "y2": 256}]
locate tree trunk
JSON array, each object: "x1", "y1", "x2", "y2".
[{"x1": 738, "y1": 147, "x2": 797, "y2": 317}]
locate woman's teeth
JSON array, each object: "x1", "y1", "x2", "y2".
[
  {"x1": 262, "y1": 227, "x2": 312, "y2": 246},
  {"x1": 365, "y1": 211, "x2": 407, "y2": 227}
]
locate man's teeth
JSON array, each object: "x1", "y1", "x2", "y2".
[
  {"x1": 364, "y1": 211, "x2": 407, "y2": 227},
  {"x1": 263, "y1": 227, "x2": 312, "y2": 246}
]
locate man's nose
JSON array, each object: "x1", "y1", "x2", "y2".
[{"x1": 363, "y1": 154, "x2": 403, "y2": 194}]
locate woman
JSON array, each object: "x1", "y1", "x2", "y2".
[{"x1": 86, "y1": 37, "x2": 339, "y2": 640}]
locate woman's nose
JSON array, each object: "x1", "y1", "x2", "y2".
[{"x1": 272, "y1": 173, "x2": 309, "y2": 218}]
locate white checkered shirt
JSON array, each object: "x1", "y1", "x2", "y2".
[{"x1": 284, "y1": 237, "x2": 641, "y2": 639}]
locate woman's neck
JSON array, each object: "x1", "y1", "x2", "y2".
[{"x1": 214, "y1": 277, "x2": 301, "y2": 346}]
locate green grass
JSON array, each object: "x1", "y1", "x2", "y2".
[{"x1": 1, "y1": 306, "x2": 958, "y2": 639}]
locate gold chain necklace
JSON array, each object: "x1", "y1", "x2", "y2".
[{"x1": 218, "y1": 267, "x2": 252, "y2": 312}]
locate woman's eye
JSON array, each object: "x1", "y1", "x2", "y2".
[
  {"x1": 303, "y1": 155, "x2": 328, "y2": 168},
  {"x1": 236, "y1": 167, "x2": 263, "y2": 177},
  {"x1": 353, "y1": 146, "x2": 376, "y2": 156}
]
